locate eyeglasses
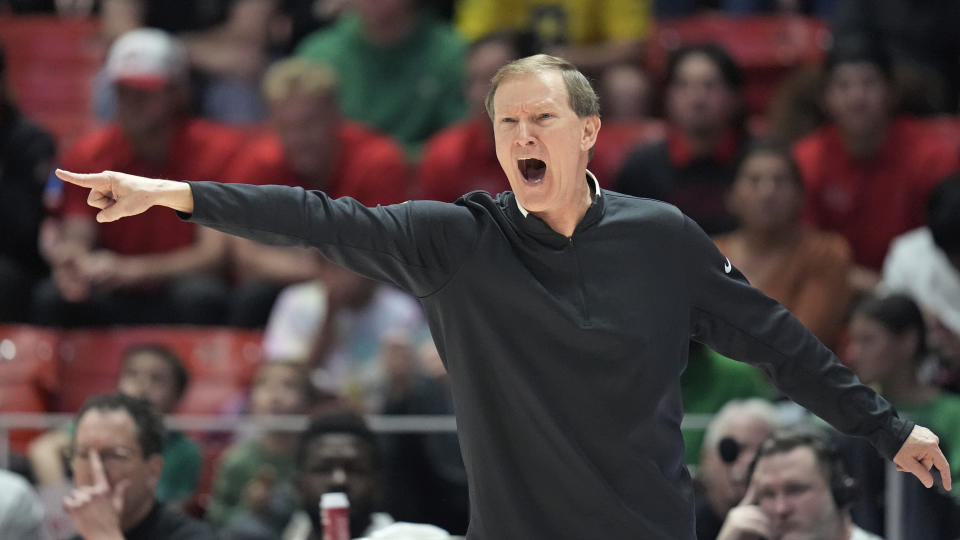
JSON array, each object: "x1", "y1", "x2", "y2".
[{"x1": 65, "y1": 446, "x2": 140, "y2": 468}]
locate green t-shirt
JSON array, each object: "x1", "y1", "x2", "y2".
[
  {"x1": 296, "y1": 10, "x2": 467, "y2": 159},
  {"x1": 681, "y1": 346, "x2": 776, "y2": 465},
  {"x1": 893, "y1": 393, "x2": 960, "y2": 486}
]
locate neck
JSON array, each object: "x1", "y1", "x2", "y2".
[
  {"x1": 262, "y1": 431, "x2": 297, "y2": 455},
  {"x1": 738, "y1": 225, "x2": 801, "y2": 252},
  {"x1": 841, "y1": 120, "x2": 888, "y2": 158},
  {"x1": 835, "y1": 515, "x2": 855, "y2": 540},
  {"x1": 536, "y1": 172, "x2": 593, "y2": 238},
  {"x1": 880, "y1": 360, "x2": 936, "y2": 403},
  {"x1": 363, "y1": 10, "x2": 415, "y2": 46},
  {"x1": 685, "y1": 126, "x2": 726, "y2": 157},
  {"x1": 122, "y1": 497, "x2": 156, "y2": 532},
  {"x1": 129, "y1": 123, "x2": 176, "y2": 165}
]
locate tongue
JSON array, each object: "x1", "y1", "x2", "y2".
[{"x1": 522, "y1": 159, "x2": 546, "y2": 182}]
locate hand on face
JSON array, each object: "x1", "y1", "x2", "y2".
[
  {"x1": 716, "y1": 483, "x2": 773, "y2": 540},
  {"x1": 63, "y1": 449, "x2": 129, "y2": 540}
]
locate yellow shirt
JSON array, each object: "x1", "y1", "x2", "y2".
[{"x1": 455, "y1": 0, "x2": 652, "y2": 45}]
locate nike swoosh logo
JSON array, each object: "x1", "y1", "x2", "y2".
[{"x1": 724, "y1": 257, "x2": 732, "y2": 274}]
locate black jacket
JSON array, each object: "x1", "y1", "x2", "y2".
[{"x1": 184, "y1": 178, "x2": 913, "y2": 540}]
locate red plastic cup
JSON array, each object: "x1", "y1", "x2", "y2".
[{"x1": 321, "y1": 492, "x2": 351, "y2": 540}]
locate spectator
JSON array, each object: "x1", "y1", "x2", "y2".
[
  {"x1": 615, "y1": 43, "x2": 749, "y2": 235},
  {"x1": 29, "y1": 344, "x2": 202, "y2": 507},
  {"x1": 98, "y1": 0, "x2": 297, "y2": 123},
  {"x1": 207, "y1": 362, "x2": 316, "y2": 537},
  {"x1": 281, "y1": 412, "x2": 394, "y2": 540},
  {"x1": 296, "y1": 0, "x2": 467, "y2": 158},
  {"x1": 682, "y1": 344, "x2": 775, "y2": 466},
  {"x1": 381, "y1": 340, "x2": 468, "y2": 533},
  {"x1": 695, "y1": 398, "x2": 779, "y2": 540},
  {"x1": 832, "y1": 0, "x2": 960, "y2": 114},
  {"x1": 0, "y1": 469, "x2": 47, "y2": 540},
  {"x1": 0, "y1": 43, "x2": 56, "y2": 323},
  {"x1": 64, "y1": 392, "x2": 213, "y2": 540},
  {"x1": 225, "y1": 58, "x2": 410, "y2": 327},
  {"x1": 715, "y1": 139, "x2": 853, "y2": 348},
  {"x1": 33, "y1": 29, "x2": 245, "y2": 327},
  {"x1": 882, "y1": 174, "x2": 960, "y2": 392},
  {"x1": 454, "y1": 0, "x2": 653, "y2": 76},
  {"x1": 262, "y1": 258, "x2": 428, "y2": 414},
  {"x1": 716, "y1": 430, "x2": 880, "y2": 540},
  {"x1": 792, "y1": 34, "x2": 959, "y2": 293},
  {"x1": 417, "y1": 31, "x2": 525, "y2": 202},
  {"x1": 845, "y1": 293, "x2": 960, "y2": 484}
]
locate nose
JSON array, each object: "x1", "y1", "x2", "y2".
[
  {"x1": 515, "y1": 121, "x2": 536, "y2": 147},
  {"x1": 331, "y1": 466, "x2": 348, "y2": 487},
  {"x1": 772, "y1": 492, "x2": 793, "y2": 516}
]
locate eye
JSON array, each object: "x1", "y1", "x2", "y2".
[
  {"x1": 538, "y1": 113, "x2": 553, "y2": 120},
  {"x1": 500, "y1": 117, "x2": 517, "y2": 124}
]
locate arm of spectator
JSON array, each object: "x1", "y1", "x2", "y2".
[
  {"x1": 27, "y1": 429, "x2": 72, "y2": 487},
  {"x1": 848, "y1": 264, "x2": 881, "y2": 297},
  {"x1": 789, "y1": 238, "x2": 853, "y2": 347},
  {"x1": 716, "y1": 483, "x2": 772, "y2": 540},
  {"x1": 182, "y1": 0, "x2": 278, "y2": 81},
  {"x1": 45, "y1": 216, "x2": 97, "y2": 302},
  {"x1": 82, "y1": 227, "x2": 228, "y2": 290},
  {"x1": 100, "y1": 0, "x2": 145, "y2": 43},
  {"x1": 231, "y1": 237, "x2": 324, "y2": 284}
]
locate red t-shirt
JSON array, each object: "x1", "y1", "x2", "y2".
[
  {"x1": 227, "y1": 122, "x2": 409, "y2": 206},
  {"x1": 416, "y1": 114, "x2": 510, "y2": 202},
  {"x1": 61, "y1": 119, "x2": 248, "y2": 255},
  {"x1": 793, "y1": 117, "x2": 959, "y2": 271}
]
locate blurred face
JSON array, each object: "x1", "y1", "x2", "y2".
[
  {"x1": 702, "y1": 415, "x2": 775, "y2": 509},
  {"x1": 492, "y1": 70, "x2": 599, "y2": 220},
  {"x1": 118, "y1": 351, "x2": 180, "y2": 413},
  {"x1": 752, "y1": 448, "x2": 842, "y2": 540},
  {"x1": 299, "y1": 433, "x2": 378, "y2": 536},
  {"x1": 468, "y1": 42, "x2": 516, "y2": 117},
  {"x1": 250, "y1": 364, "x2": 310, "y2": 416},
  {"x1": 270, "y1": 93, "x2": 339, "y2": 179},
  {"x1": 728, "y1": 152, "x2": 803, "y2": 232},
  {"x1": 72, "y1": 409, "x2": 162, "y2": 529},
  {"x1": 354, "y1": 0, "x2": 413, "y2": 27},
  {"x1": 823, "y1": 62, "x2": 891, "y2": 138},
  {"x1": 666, "y1": 53, "x2": 737, "y2": 137},
  {"x1": 319, "y1": 261, "x2": 376, "y2": 309},
  {"x1": 115, "y1": 83, "x2": 179, "y2": 138},
  {"x1": 845, "y1": 316, "x2": 909, "y2": 385}
]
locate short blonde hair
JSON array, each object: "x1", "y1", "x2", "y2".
[
  {"x1": 484, "y1": 54, "x2": 600, "y2": 120},
  {"x1": 262, "y1": 58, "x2": 339, "y2": 103}
]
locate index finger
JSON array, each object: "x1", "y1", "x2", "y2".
[
  {"x1": 933, "y1": 447, "x2": 952, "y2": 491},
  {"x1": 741, "y1": 480, "x2": 759, "y2": 506},
  {"x1": 89, "y1": 448, "x2": 111, "y2": 490},
  {"x1": 55, "y1": 169, "x2": 108, "y2": 189}
]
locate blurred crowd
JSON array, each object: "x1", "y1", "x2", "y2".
[{"x1": 1, "y1": 0, "x2": 960, "y2": 538}]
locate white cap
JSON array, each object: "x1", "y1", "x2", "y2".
[
  {"x1": 320, "y1": 492, "x2": 350, "y2": 509},
  {"x1": 106, "y1": 28, "x2": 189, "y2": 89}
]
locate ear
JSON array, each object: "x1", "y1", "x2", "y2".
[
  {"x1": 580, "y1": 116, "x2": 601, "y2": 153},
  {"x1": 145, "y1": 454, "x2": 164, "y2": 489}
]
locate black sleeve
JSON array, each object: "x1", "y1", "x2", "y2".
[
  {"x1": 679, "y1": 215, "x2": 913, "y2": 460},
  {"x1": 183, "y1": 181, "x2": 480, "y2": 297}
]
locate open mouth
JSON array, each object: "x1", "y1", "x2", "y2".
[{"x1": 517, "y1": 158, "x2": 547, "y2": 183}]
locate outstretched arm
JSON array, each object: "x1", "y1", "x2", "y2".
[{"x1": 55, "y1": 169, "x2": 195, "y2": 222}]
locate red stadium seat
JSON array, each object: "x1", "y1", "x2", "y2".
[
  {"x1": 57, "y1": 327, "x2": 264, "y2": 413},
  {"x1": 646, "y1": 15, "x2": 830, "y2": 115},
  {"x1": 0, "y1": 325, "x2": 60, "y2": 452},
  {"x1": 0, "y1": 15, "x2": 102, "y2": 151}
]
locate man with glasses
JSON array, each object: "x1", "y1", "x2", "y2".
[{"x1": 64, "y1": 392, "x2": 211, "y2": 540}]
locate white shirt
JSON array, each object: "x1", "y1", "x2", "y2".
[
  {"x1": 0, "y1": 470, "x2": 47, "y2": 540},
  {"x1": 849, "y1": 524, "x2": 884, "y2": 540},
  {"x1": 882, "y1": 227, "x2": 960, "y2": 334}
]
